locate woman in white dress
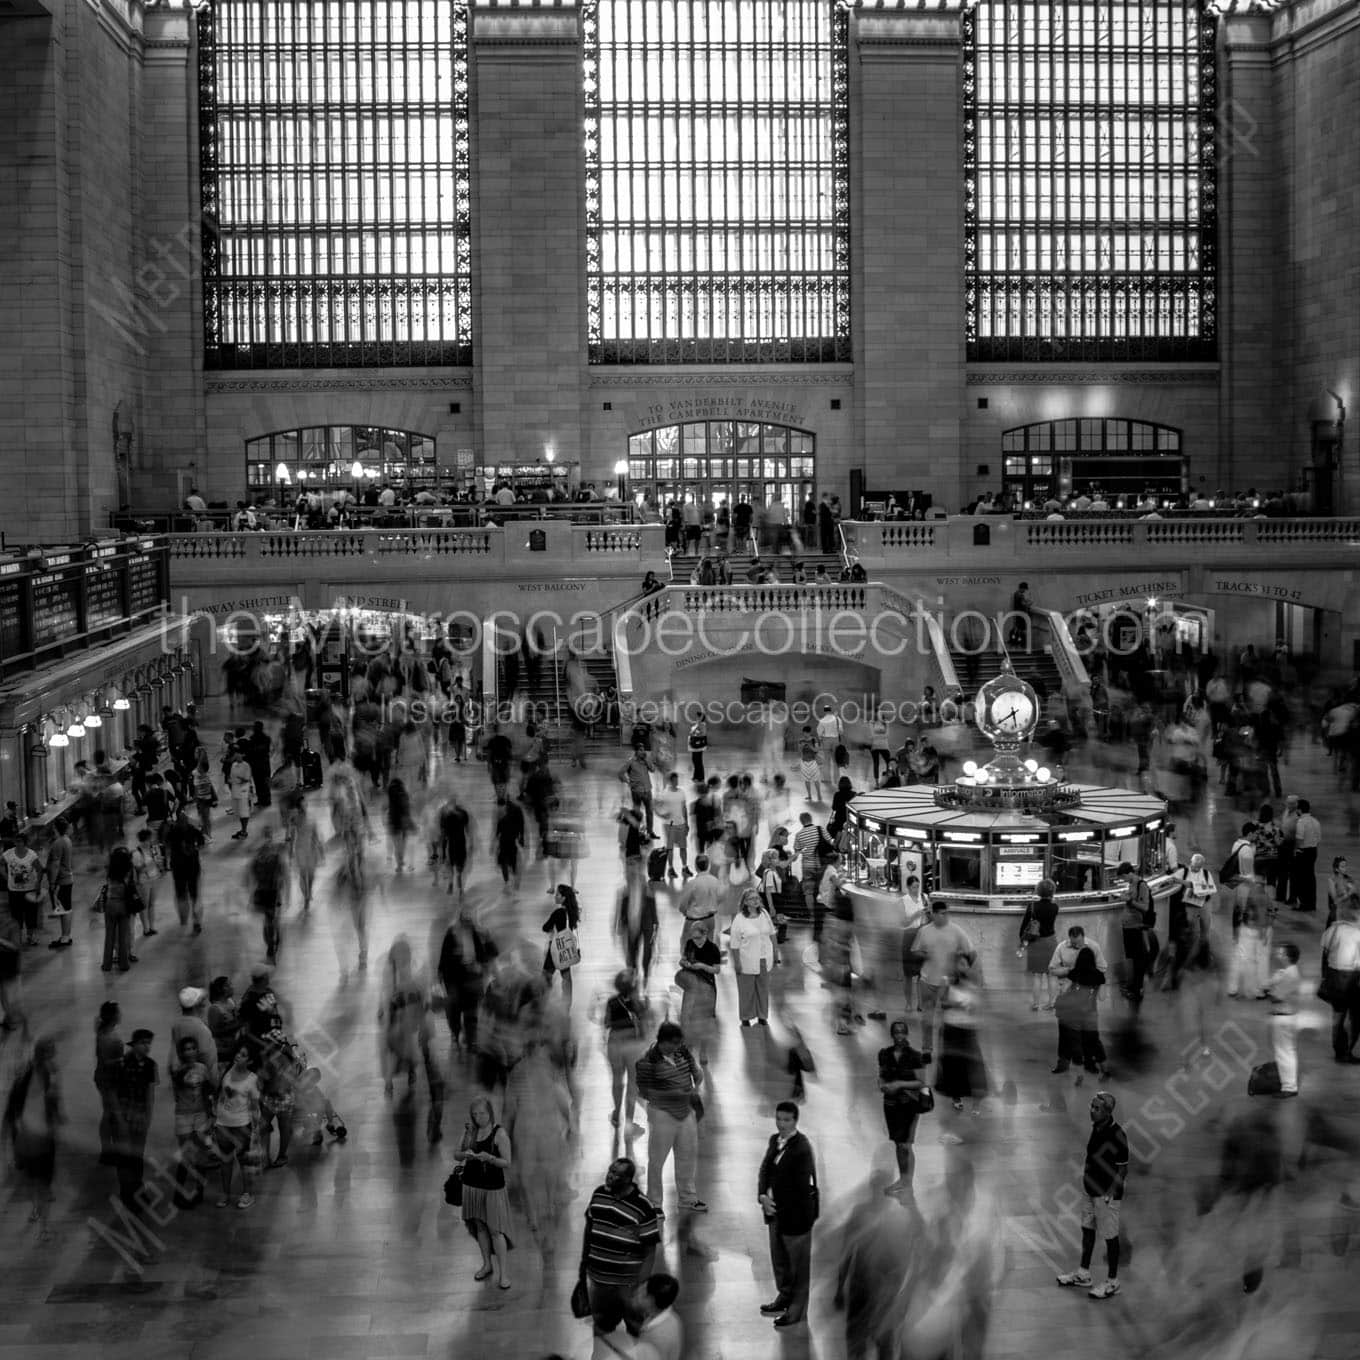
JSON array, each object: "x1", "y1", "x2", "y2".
[{"x1": 729, "y1": 888, "x2": 777, "y2": 1026}]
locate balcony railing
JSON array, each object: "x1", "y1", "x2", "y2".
[
  {"x1": 842, "y1": 516, "x2": 1360, "y2": 566},
  {"x1": 164, "y1": 523, "x2": 667, "y2": 578}
]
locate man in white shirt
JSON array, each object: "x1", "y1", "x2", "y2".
[
  {"x1": 815, "y1": 706, "x2": 842, "y2": 752},
  {"x1": 1292, "y1": 798, "x2": 1322, "y2": 912},
  {"x1": 494, "y1": 484, "x2": 516, "y2": 506},
  {"x1": 183, "y1": 488, "x2": 207, "y2": 514},
  {"x1": 378, "y1": 484, "x2": 398, "y2": 508},
  {"x1": 1320, "y1": 900, "x2": 1360, "y2": 1061},
  {"x1": 591, "y1": 1273, "x2": 683, "y2": 1360},
  {"x1": 1048, "y1": 925, "x2": 1110, "y2": 989},
  {"x1": 677, "y1": 855, "x2": 723, "y2": 950},
  {"x1": 913, "y1": 902, "x2": 976, "y2": 1044},
  {"x1": 656, "y1": 773, "x2": 690, "y2": 880}
]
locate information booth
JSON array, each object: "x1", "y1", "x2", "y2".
[{"x1": 841, "y1": 666, "x2": 1176, "y2": 988}]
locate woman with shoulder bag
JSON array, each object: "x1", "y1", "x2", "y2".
[
  {"x1": 99, "y1": 846, "x2": 141, "y2": 973},
  {"x1": 213, "y1": 1042, "x2": 261, "y2": 1209},
  {"x1": 454, "y1": 1096, "x2": 514, "y2": 1289},
  {"x1": 1019, "y1": 878, "x2": 1060, "y2": 1010},
  {"x1": 542, "y1": 884, "x2": 582, "y2": 1009}
]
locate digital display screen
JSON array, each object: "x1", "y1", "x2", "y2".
[
  {"x1": 31, "y1": 571, "x2": 80, "y2": 649},
  {"x1": 0, "y1": 578, "x2": 25, "y2": 660},
  {"x1": 995, "y1": 860, "x2": 1045, "y2": 888},
  {"x1": 85, "y1": 564, "x2": 125, "y2": 630},
  {"x1": 128, "y1": 553, "x2": 162, "y2": 615}
]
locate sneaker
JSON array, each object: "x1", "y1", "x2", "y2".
[
  {"x1": 760, "y1": 1300, "x2": 789, "y2": 1316},
  {"x1": 236, "y1": 1193, "x2": 254, "y2": 1209},
  {"x1": 1088, "y1": 1279, "x2": 1121, "y2": 1300},
  {"x1": 681, "y1": 1200, "x2": 708, "y2": 1213},
  {"x1": 938, "y1": 1132, "x2": 963, "y2": 1146},
  {"x1": 216, "y1": 1197, "x2": 232, "y2": 1209},
  {"x1": 1056, "y1": 1269, "x2": 1092, "y2": 1288}
]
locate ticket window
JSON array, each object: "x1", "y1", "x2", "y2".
[
  {"x1": 938, "y1": 846, "x2": 984, "y2": 894},
  {"x1": 1052, "y1": 843, "x2": 1100, "y2": 893},
  {"x1": 1102, "y1": 833, "x2": 1142, "y2": 887},
  {"x1": 856, "y1": 830, "x2": 890, "y2": 888}
]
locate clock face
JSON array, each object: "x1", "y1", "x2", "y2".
[{"x1": 984, "y1": 690, "x2": 1036, "y2": 736}]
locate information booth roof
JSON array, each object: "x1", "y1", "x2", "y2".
[{"x1": 847, "y1": 784, "x2": 1164, "y2": 837}]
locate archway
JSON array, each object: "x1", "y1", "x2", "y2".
[
  {"x1": 1001, "y1": 418, "x2": 1184, "y2": 505},
  {"x1": 625, "y1": 419, "x2": 816, "y2": 520}
]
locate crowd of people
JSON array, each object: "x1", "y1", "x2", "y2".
[{"x1": 2, "y1": 619, "x2": 1360, "y2": 1358}]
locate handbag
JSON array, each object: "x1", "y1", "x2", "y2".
[
  {"x1": 570, "y1": 1270, "x2": 592, "y2": 1320},
  {"x1": 443, "y1": 1166, "x2": 464, "y2": 1206},
  {"x1": 906, "y1": 1084, "x2": 935, "y2": 1114},
  {"x1": 674, "y1": 966, "x2": 700, "y2": 992},
  {"x1": 550, "y1": 928, "x2": 582, "y2": 971},
  {"x1": 1317, "y1": 965, "x2": 1343, "y2": 1007}
]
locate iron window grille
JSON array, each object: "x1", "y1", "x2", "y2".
[
  {"x1": 964, "y1": 0, "x2": 1218, "y2": 361},
  {"x1": 583, "y1": 0, "x2": 851, "y2": 364},
  {"x1": 199, "y1": 0, "x2": 472, "y2": 369}
]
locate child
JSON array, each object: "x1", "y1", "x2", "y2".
[
  {"x1": 1264, "y1": 941, "x2": 1301, "y2": 1096},
  {"x1": 131, "y1": 829, "x2": 159, "y2": 937}
]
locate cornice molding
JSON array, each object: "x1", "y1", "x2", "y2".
[
  {"x1": 588, "y1": 371, "x2": 855, "y2": 389},
  {"x1": 966, "y1": 370, "x2": 1219, "y2": 386},
  {"x1": 205, "y1": 374, "x2": 472, "y2": 395}
]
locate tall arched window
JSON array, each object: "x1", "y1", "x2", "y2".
[
  {"x1": 583, "y1": 0, "x2": 851, "y2": 364},
  {"x1": 627, "y1": 420, "x2": 815, "y2": 518},
  {"x1": 199, "y1": 1, "x2": 472, "y2": 369},
  {"x1": 245, "y1": 425, "x2": 436, "y2": 499},
  {"x1": 964, "y1": 0, "x2": 1217, "y2": 361},
  {"x1": 1001, "y1": 418, "x2": 1185, "y2": 503}
]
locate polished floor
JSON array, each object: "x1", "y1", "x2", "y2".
[{"x1": 2, "y1": 702, "x2": 1359, "y2": 1360}]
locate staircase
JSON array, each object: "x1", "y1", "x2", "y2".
[
  {"x1": 497, "y1": 646, "x2": 622, "y2": 747},
  {"x1": 948, "y1": 614, "x2": 1065, "y2": 701}
]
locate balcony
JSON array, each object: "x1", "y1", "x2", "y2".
[
  {"x1": 165, "y1": 522, "x2": 668, "y2": 588},
  {"x1": 842, "y1": 516, "x2": 1360, "y2": 570}
]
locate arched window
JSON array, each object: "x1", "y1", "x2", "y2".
[
  {"x1": 583, "y1": 0, "x2": 851, "y2": 364},
  {"x1": 964, "y1": 0, "x2": 1217, "y2": 361},
  {"x1": 245, "y1": 426, "x2": 437, "y2": 499},
  {"x1": 627, "y1": 420, "x2": 815, "y2": 520},
  {"x1": 1001, "y1": 419, "x2": 1184, "y2": 504}
]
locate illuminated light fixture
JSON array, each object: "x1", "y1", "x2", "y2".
[
  {"x1": 1147, "y1": 598, "x2": 1158, "y2": 609},
  {"x1": 1058, "y1": 830, "x2": 1092, "y2": 842},
  {"x1": 1146, "y1": 819, "x2": 1162, "y2": 830},
  {"x1": 66, "y1": 720, "x2": 86, "y2": 739},
  {"x1": 49, "y1": 731, "x2": 69, "y2": 748},
  {"x1": 350, "y1": 461, "x2": 365, "y2": 479},
  {"x1": 1036, "y1": 767, "x2": 1051, "y2": 783},
  {"x1": 962, "y1": 760, "x2": 978, "y2": 777},
  {"x1": 1108, "y1": 825, "x2": 1137, "y2": 837},
  {"x1": 275, "y1": 462, "x2": 291, "y2": 484},
  {"x1": 613, "y1": 459, "x2": 628, "y2": 476},
  {"x1": 1023, "y1": 758, "x2": 1038, "y2": 773},
  {"x1": 943, "y1": 831, "x2": 982, "y2": 842},
  {"x1": 545, "y1": 447, "x2": 556, "y2": 463},
  {"x1": 112, "y1": 695, "x2": 130, "y2": 711},
  {"x1": 83, "y1": 713, "x2": 103, "y2": 729}
]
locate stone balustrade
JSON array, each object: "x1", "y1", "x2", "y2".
[
  {"x1": 165, "y1": 522, "x2": 667, "y2": 585},
  {"x1": 842, "y1": 516, "x2": 1360, "y2": 567}
]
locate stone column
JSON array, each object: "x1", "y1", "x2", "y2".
[
  {"x1": 136, "y1": 8, "x2": 208, "y2": 506},
  {"x1": 469, "y1": 1, "x2": 586, "y2": 472},
  {"x1": 1216, "y1": 11, "x2": 1279, "y2": 498},
  {"x1": 851, "y1": 1, "x2": 968, "y2": 510}
]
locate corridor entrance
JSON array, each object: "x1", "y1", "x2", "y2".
[{"x1": 626, "y1": 419, "x2": 816, "y2": 519}]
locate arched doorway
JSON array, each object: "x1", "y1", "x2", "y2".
[
  {"x1": 1001, "y1": 418, "x2": 1185, "y2": 505},
  {"x1": 626, "y1": 419, "x2": 816, "y2": 518}
]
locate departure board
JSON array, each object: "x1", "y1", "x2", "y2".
[
  {"x1": 31, "y1": 570, "x2": 80, "y2": 649},
  {"x1": 0, "y1": 573, "x2": 25, "y2": 660},
  {"x1": 84, "y1": 563, "x2": 125, "y2": 630},
  {"x1": 127, "y1": 552, "x2": 163, "y2": 616}
]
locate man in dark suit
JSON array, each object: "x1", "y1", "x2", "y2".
[{"x1": 757, "y1": 1101, "x2": 819, "y2": 1329}]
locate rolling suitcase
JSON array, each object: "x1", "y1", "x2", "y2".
[
  {"x1": 647, "y1": 847, "x2": 669, "y2": 882},
  {"x1": 300, "y1": 747, "x2": 324, "y2": 791}
]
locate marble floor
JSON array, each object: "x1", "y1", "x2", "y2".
[{"x1": 2, "y1": 703, "x2": 1359, "y2": 1360}]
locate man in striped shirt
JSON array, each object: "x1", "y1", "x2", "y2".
[
  {"x1": 583, "y1": 1157, "x2": 661, "y2": 1335},
  {"x1": 792, "y1": 813, "x2": 829, "y2": 941},
  {"x1": 635, "y1": 1022, "x2": 707, "y2": 1212}
]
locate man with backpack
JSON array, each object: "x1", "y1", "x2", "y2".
[{"x1": 1115, "y1": 862, "x2": 1158, "y2": 1006}]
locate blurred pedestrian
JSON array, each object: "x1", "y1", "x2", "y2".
[{"x1": 2, "y1": 1035, "x2": 62, "y2": 1241}]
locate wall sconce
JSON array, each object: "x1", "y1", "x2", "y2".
[
  {"x1": 84, "y1": 711, "x2": 103, "y2": 729},
  {"x1": 49, "y1": 725, "x2": 69, "y2": 749},
  {"x1": 112, "y1": 694, "x2": 131, "y2": 711},
  {"x1": 66, "y1": 719, "x2": 86, "y2": 740}
]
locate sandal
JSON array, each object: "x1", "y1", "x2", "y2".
[{"x1": 474, "y1": 1266, "x2": 494, "y2": 1282}]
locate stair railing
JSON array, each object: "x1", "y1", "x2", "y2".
[{"x1": 551, "y1": 625, "x2": 563, "y2": 725}]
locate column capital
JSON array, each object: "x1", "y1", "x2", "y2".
[
  {"x1": 851, "y1": 0, "x2": 972, "y2": 55},
  {"x1": 471, "y1": 0, "x2": 579, "y2": 50}
]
